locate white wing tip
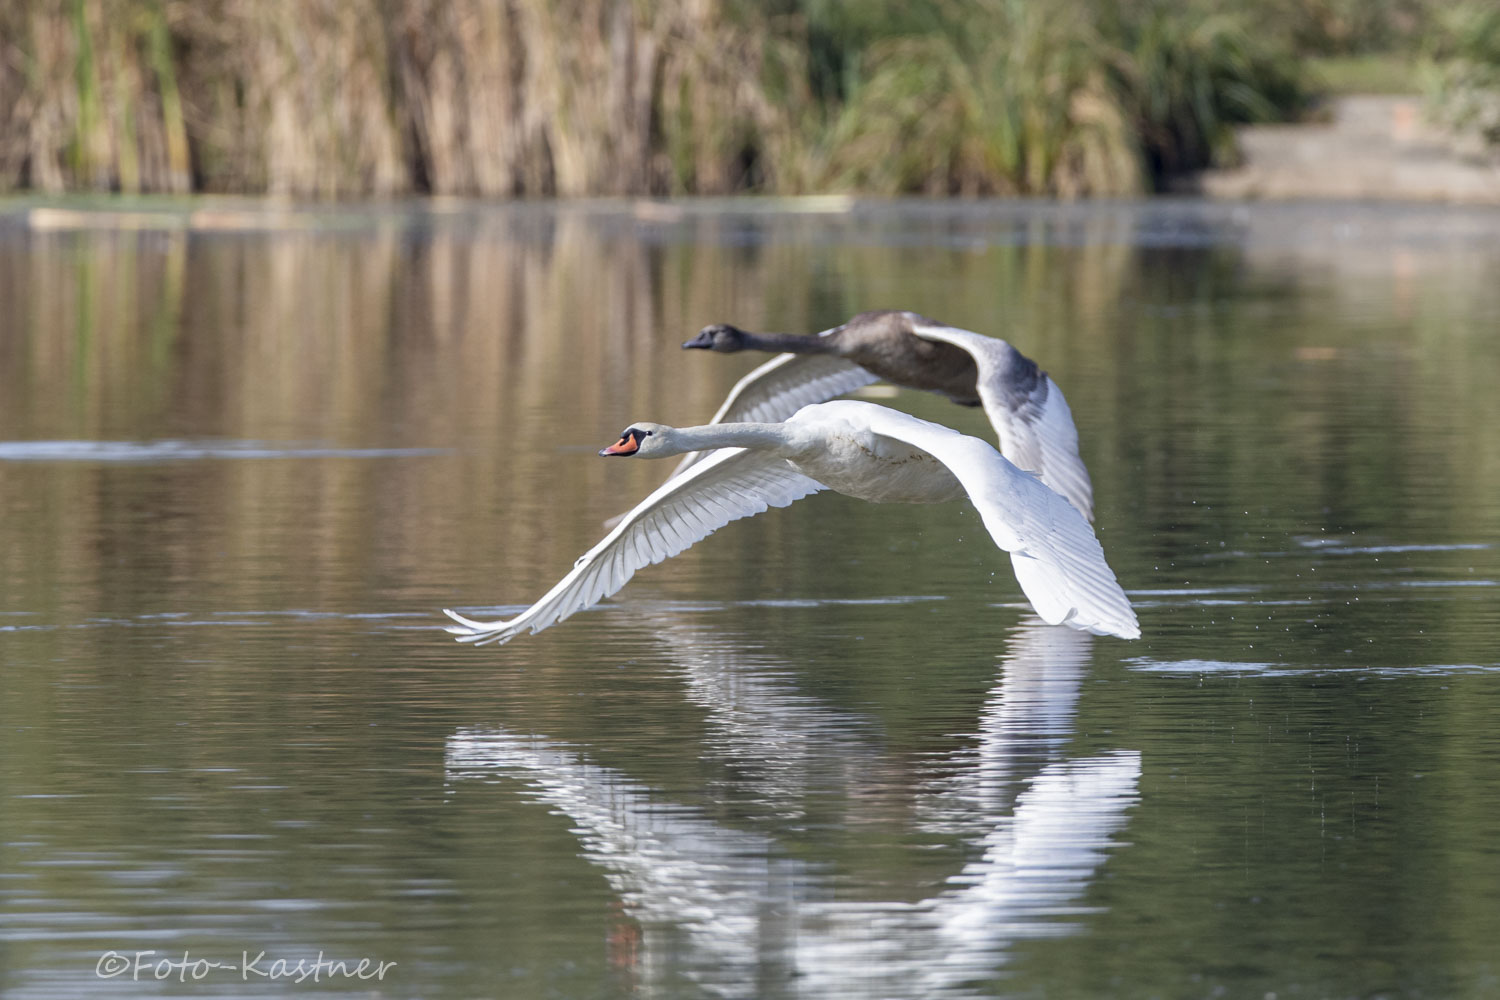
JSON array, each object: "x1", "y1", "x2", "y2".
[
  {"x1": 442, "y1": 608, "x2": 521, "y2": 646},
  {"x1": 1059, "y1": 606, "x2": 1141, "y2": 640},
  {"x1": 1100, "y1": 618, "x2": 1142, "y2": 640},
  {"x1": 442, "y1": 607, "x2": 487, "y2": 629}
]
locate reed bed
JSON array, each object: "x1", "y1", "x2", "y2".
[
  {"x1": 0, "y1": 0, "x2": 1333, "y2": 198},
  {"x1": 821, "y1": 3, "x2": 1146, "y2": 197}
]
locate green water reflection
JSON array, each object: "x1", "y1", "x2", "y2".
[{"x1": 2, "y1": 200, "x2": 1499, "y2": 998}]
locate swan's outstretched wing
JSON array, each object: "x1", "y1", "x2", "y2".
[
  {"x1": 671, "y1": 348, "x2": 878, "y2": 478},
  {"x1": 909, "y1": 322, "x2": 1095, "y2": 522},
  {"x1": 819, "y1": 400, "x2": 1136, "y2": 639},
  {"x1": 444, "y1": 448, "x2": 823, "y2": 646}
]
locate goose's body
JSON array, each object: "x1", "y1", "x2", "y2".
[
  {"x1": 682, "y1": 310, "x2": 1095, "y2": 520},
  {"x1": 444, "y1": 401, "x2": 1138, "y2": 645}
]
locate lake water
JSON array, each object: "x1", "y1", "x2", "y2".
[{"x1": 2, "y1": 198, "x2": 1500, "y2": 999}]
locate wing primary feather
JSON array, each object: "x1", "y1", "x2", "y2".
[{"x1": 444, "y1": 447, "x2": 824, "y2": 646}]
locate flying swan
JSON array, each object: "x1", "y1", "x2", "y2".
[
  {"x1": 681, "y1": 310, "x2": 1096, "y2": 520},
  {"x1": 443, "y1": 400, "x2": 1138, "y2": 645}
]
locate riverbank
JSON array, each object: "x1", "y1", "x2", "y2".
[
  {"x1": 1188, "y1": 95, "x2": 1500, "y2": 204},
  {"x1": 0, "y1": 0, "x2": 1306, "y2": 200}
]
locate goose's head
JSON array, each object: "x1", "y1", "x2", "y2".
[
  {"x1": 599, "y1": 423, "x2": 671, "y2": 458},
  {"x1": 682, "y1": 323, "x2": 747, "y2": 353}
]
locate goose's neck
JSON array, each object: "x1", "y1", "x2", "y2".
[
  {"x1": 739, "y1": 329, "x2": 838, "y2": 355},
  {"x1": 662, "y1": 422, "x2": 795, "y2": 456}
]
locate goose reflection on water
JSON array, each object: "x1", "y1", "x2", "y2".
[{"x1": 444, "y1": 619, "x2": 1140, "y2": 997}]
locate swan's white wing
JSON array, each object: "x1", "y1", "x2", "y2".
[
  {"x1": 819, "y1": 400, "x2": 1136, "y2": 639},
  {"x1": 909, "y1": 322, "x2": 1095, "y2": 522},
  {"x1": 670, "y1": 351, "x2": 878, "y2": 478},
  {"x1": 706, "y1": 354, "x2": 878, "y2": 426},
  {"x1": 444, "y1": 448, "x2": 823, "y2": 646}
]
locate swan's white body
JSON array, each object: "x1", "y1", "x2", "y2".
[
  {"x1": 444, "y1": 400, "x2": 1138, "y2": 644},
  {"x1": 679, "y1": 313, "x2": 1097, "y2": 521}
]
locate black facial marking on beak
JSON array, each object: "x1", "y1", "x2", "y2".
[{"x1": 600, "y1": 428, "x2": 647, "y2": 456}]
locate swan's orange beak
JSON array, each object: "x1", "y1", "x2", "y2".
[{"x1": 600, "y1": 432, "x2": 639, "y2": 456}]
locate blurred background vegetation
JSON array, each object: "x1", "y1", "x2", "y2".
[{"x1": 0, "y1": 0, "x2": 1495, "y2": 199}]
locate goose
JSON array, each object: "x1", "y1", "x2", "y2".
[
  {"x1": 443, "y1": 400, "x2": 1138, "y2": 645},
  {"x1": 681, "y1": 310, "x2": 1096, "y2": 521}
]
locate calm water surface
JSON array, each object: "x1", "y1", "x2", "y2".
[{"x1": 2, "y1": 199, "x2": 1500, "y2": 998}]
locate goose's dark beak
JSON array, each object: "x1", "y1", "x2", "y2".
[
  {"x1": 600, "y1": 432, "x2": 639, "y2": 456},
  {"x1": 682, "y1": 329, "x2": 714, "y2": 349}
]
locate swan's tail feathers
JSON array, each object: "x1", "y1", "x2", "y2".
[{"x1": 442, "y1": 608, "x2": 527, "y2": 647}]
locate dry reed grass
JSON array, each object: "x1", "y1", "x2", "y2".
[
  {"x1": 0, "y1": 0, "x2": 811, "y2": 197},
  {"x1": 0, "y1": 0, "x2": 1307, "y2": 198},
  {"x1": 0, "y1": 0, "x2": 192, "y2": 192}
]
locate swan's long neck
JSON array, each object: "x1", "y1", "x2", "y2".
[
  {"x1": 657, "y1": 422, "x2": 795, "y2": 457},
  {"x1": 737, "y1": 329, "x2": 838, "y2": 355}
]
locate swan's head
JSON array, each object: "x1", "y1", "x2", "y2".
[
  {"x1": 682, "y1": 323, "x2": 747, "y2": 353},
  {"x1": 599, "y1": 423, "x2": 671, "y2": 458}
]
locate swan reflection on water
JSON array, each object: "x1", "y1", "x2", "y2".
[{"x1": 444, "y1": 619, "x2": 1140, "y2": 997}]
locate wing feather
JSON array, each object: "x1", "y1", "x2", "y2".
[
  {"x1": 820, "y1": 400, "x2": 1137, "y2": 639},
  {"x1": 445, "y1": 448, "x2": 824, "y2": 646},
  {"x1": 910, "y1": 322, "x2": 1095, "y2": 522}
]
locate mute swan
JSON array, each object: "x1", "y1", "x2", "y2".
[
  {"x1": 682, "y1": 310, "x2": 1095, "y2": 521},
  {"x1": 443, "y1": 400, "x2": 1138, "y2": 645}
]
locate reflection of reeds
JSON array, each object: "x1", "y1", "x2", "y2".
[
  {"x1": 0, "y1": 0, "x2": 1315, "y2": 198},
  {"x1": 4, "y1": 204, "x2": 1500, "y2": 634}
]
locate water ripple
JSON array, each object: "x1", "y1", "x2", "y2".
[
  {"x1": 0, "y1": 440, "x2": 447, "y2": 463},
  {"x1": 1126, "y1": 657, "x2": 1500, "y2": 677}
]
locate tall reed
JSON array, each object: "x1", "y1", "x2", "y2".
[
  {"x1": 1103, "y1": 1, "x2": 1306, "y2": 177},
  {"x1": 821, "y1": 2, "x2": 1144, "y2": 196},
  {"x1": 0, "y1": 0, "x2": 1311, "y2": 198},
  {"x1": 1, "y1": 0, "x2": 192, "y2": 193}
]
